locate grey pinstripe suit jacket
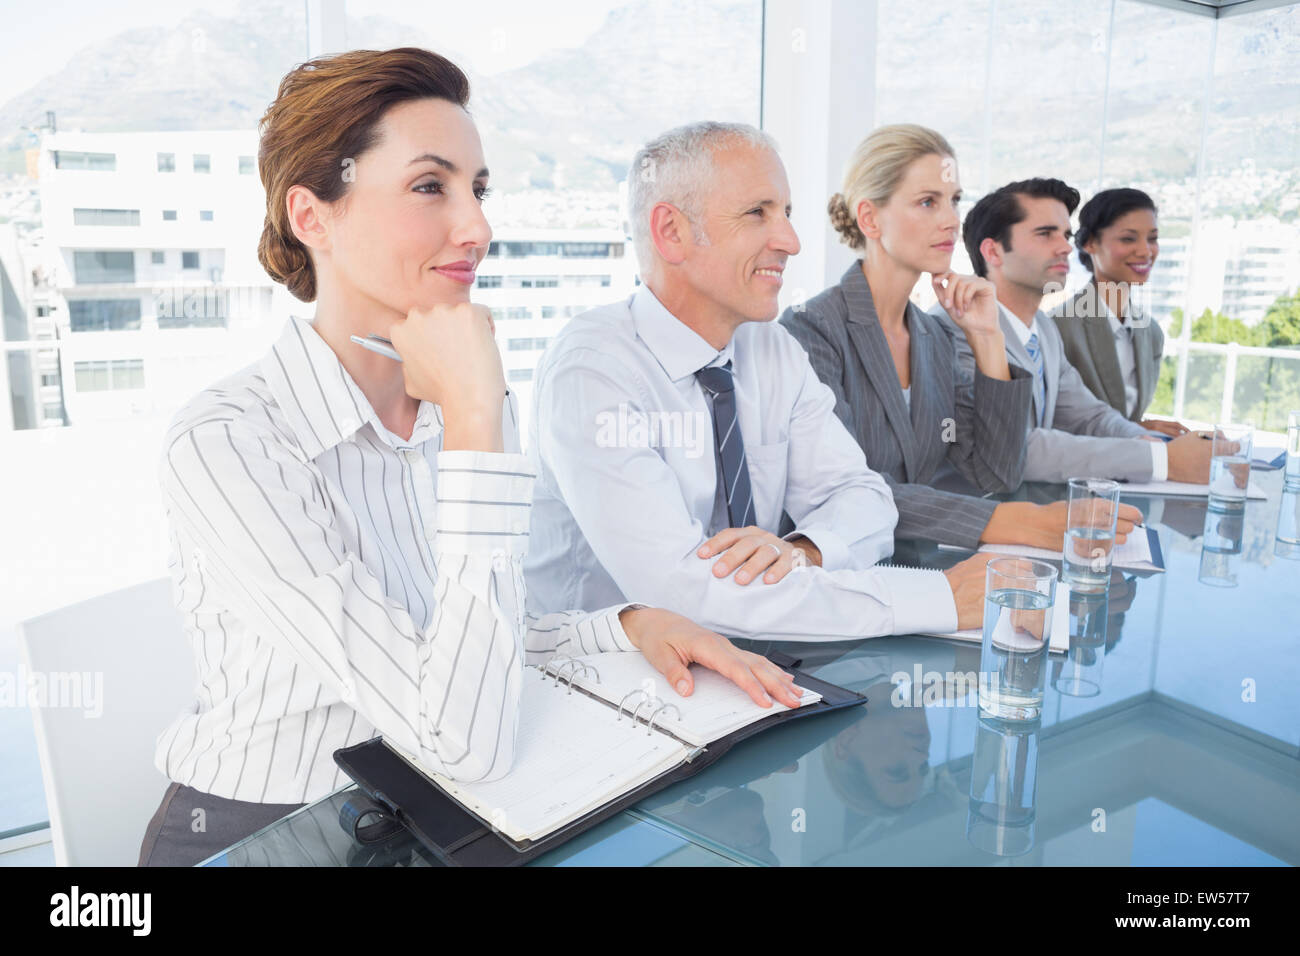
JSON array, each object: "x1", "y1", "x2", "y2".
[
  {"x1": 1050, "y1": 283, "x2": 1165, "y2": 423},
  {"x1": 780, "y1": 262, "x2": 1033, "y2": 549},
  {"x1": 932, "y1": 301, "x2": 1155, "y2": 483}
]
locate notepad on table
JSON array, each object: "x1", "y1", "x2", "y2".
[
  {"x1": 1116, "y1": 477, "x2": 1267, "y2": 500},
  {"x1": 383, "y1": 654, "x2": 820, "y2": 844},
  {"x1": 979, "y1": 524, "x2": 1165, "y2": 573}
]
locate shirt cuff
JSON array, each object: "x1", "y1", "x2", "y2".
[
  {"x1": 603, "y1": 602, "x2": 644, "y2": 652},
  {"x1": 877, "y1": 566, "x2": 958, "y2": 635},
  {"x1": 1149, "y1": 441, "x2": 1168, "y2": 482},
  {"x1": 434, "y1": 450, "x2": 535, "y2": 555},
  {"x1": 783, "y1": 526, "x2": 849, "y2": 571}
]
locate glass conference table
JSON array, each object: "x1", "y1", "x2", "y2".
[{"x1": 203, "y1": 468, "x2": 1300, "y2": 867}]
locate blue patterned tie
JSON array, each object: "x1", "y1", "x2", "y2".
[
  {"x1": 697, "y1": 362, "x2": 754, "y2": 528},
  {"x1": 1025, "y1": 332, "x2": 1046, "y2": 427}
]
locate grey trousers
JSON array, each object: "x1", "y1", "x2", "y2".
[{"x1": 137, "y1": 782, "x2": 305, "y2": 867}]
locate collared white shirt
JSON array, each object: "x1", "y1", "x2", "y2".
[
  {"x1": 1100, "y1": 298, "x2": 1140, "y2": 419},
  {"x1": 1001, "y1": 302, "x2": 1166, "y2": 481},
  {"x1": 524, "y1": 284, "x2": 959, "y2": 642},
  {"x1": 155, "y1": 315, "x2": 633, "y2": 805}
]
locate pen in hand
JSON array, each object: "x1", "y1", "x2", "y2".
[{"x1": 350, "y1": 333, "x2": 402, "y2": 362}]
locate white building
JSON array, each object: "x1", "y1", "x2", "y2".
[
  {"x1": 1145, "y1": 218, "x2": 1300, "y2": 330},
  {"x1": 474, "y1": 230, "x2": 638, "y2": 440},
  {"x1": 37, "y1": 130, "x2": 284, "y2": 426},
  {"x1": 34, "y1": 130, "x2": 639, "y2": 440}
]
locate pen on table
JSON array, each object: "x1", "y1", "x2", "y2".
[{"x1": 350, "y1": 334, "x2": 402, "y2": 362}]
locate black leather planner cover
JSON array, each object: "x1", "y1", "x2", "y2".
[{"x1": 333, "y1": 653, "x2": 866, "y2": 866}]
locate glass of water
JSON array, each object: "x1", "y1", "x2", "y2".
[
  {"x1": 966, "y1": 714, "x2": 1040, "y2": 858},
  {"x1": 1208, "y1": 422, "x2": 1254, "y2": 511},
  {"x1": 1284, "y1": 410, "x2": 1300, "y2": 491},
  {"x1": 979, "y1": 557, "x2": 1057, "y2": 721},
  {"x1": 1199, "y1": 509, "x2": 1244, "y2": 587},
  {"x1": 1062, "y1": 477, "x2": 1121, "y2": 592},
  {"x1": 1276, "y1": 485, "x2": 1300, "y2": 560}
]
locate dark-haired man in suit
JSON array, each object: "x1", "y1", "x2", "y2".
[{"x1": 933, "y1": 178, "x2": 1212, "y2": 485}]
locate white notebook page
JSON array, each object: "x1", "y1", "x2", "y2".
[
  {"x1": 554, "y1": 653, "x2": 821, "y2": 748},
  {"x1": 391, "y1": 670, "x2": 687, "y2": 842}
]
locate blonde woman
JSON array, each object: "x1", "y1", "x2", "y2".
[{"x1": 781, "y1": 124, "x2": 1086, "y2": 551}]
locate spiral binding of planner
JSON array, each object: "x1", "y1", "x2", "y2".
[{"x1": 546, "y1": 657, "x2": 686, "y2": 735}]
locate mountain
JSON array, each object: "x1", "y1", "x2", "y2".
[{"x1": 0, "y1": 0, "x2": 761, "y2": 206}]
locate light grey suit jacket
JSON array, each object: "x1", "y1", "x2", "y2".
[
  {"x1": 781, "y1": 262, "x2": 1032, "y2": 549},
  {"x1": 931, "y1": 301, "x2": 1155, "y2": 484},
  {"x1": 1050, "y1": 284, "x2": 1165, "y2": 423}
]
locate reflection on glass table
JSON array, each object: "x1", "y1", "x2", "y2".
[
  {"x1": 200, "y1": 786, "x2": 744, "y2": 867},
  {"x1": 207, "y1": 471, "x2": 1298, "y2": 867},
  {"x1": 634, "y1": 470, "x2": 1299, "y2": 866}
]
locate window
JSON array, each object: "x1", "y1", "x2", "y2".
[
  {"x1": 68, "y1": 299, "x2": 142, "y2": 332},
  {"x1": 162, "y1": 210, "x2": 178, "y2": 221},
  {"x1": 563, "y1": 274, "x2": 613, "y2": 287},
  {"x1": 507, "y1": 337, "x2": 549, "y2": 351},
  {"x1": 151, "y1": 251, "x2": 165, "y2": 265},
  {"x1": 519, "y1": 276, "x2": 559, "y2": 288},
  {"x1": 477, "y1": 275, "x2": 502, "y2": 288},
  {"x1": 73, "y1": 251, "x2": 135, "y2": 284},
  {"x1": 199, "y1": 210, "x2": 214, "y2": 222},
  {"x1": 502, "y1": 307, "x2": 532, "y2": 320},
  {"x1": 52, "y1": 150, "x2": 116, "y2": 171},
  {"x1": 157, "y1": 152, "x2": 176, "y2": 172},
  {"x1": 73, "y1": 358, "x2": 144, "y2": 392},
  {"x1": 238, "y1": 155, "x2": 255, "y2": 174},
  {"x1": 193, "y1": 153, "x2": 211, "y2": 173},
  {"x1": 493, "y1": 241, "x2": 625, "y2": 259},
  {"x1": 40, "y1": 373, "x2": 60, "y2": 388},
  {"x1": 35, "y1": 306, "x2": 51, "y2": 317},
  {"x1": 157, "y1": 289, "x2": 228, "y2": 330},
  {"x1": 508, "y1": 368, "x2": 533, "y2": 383},
  {"x1": 181, "y1": 251, "x2": 200, "y2": 269},
  {"x1": 72, "y1": 208, "x2": 141, "y2": 227}
]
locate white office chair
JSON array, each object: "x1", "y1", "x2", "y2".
[{"x1": 19, "y1": 577, "x2": 195, "y2": 866}]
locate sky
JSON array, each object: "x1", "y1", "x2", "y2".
[{"x1": 0, "y1": 0, "x2": 631, "y2": 106}]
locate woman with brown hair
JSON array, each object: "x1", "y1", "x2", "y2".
[{"x1": 138, "y1": 47, "x2": 800, "y2": 866}]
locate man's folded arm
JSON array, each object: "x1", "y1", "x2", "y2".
[{"x1": 534, "y1": 352, "x2": 958, "y2": 641}]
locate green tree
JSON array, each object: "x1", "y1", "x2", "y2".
[
  {"x1": 1260, "y1": 288, "x2": 1300, "y2": 347},
  {"x1": 1157, "y1": 295, "x2": 1300, "y2": 429}
]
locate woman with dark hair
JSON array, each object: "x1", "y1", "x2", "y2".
[
  {"x1": 138, "y1": 47, "x2": 800, "y2": 867},
  {"x1": 1050, "y1": 187, "x2": 1184, "y2": 436}
]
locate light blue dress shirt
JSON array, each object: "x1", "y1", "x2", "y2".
[{"x1": 524, "y1": 284, "x2": 960, "y2": 642}]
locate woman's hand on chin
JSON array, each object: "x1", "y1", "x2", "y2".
[
  {"x1": 388, "y1": 302, "x2": 506, "y2": 452},
  {"x1": 930, "y1": 270, "x2": 1000, "y2": 337}
]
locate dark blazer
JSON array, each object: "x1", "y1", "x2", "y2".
[
  {"x1": 1050, "y1": 283, "x2": 1164, "y2": 423},
  {"x1": 780, "y1": 261, "x2": 1032, "y2": 549}
]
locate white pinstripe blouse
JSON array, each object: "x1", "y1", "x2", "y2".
[{"x1": 153, "y1": 315, "x2": 634, "y2": 805}]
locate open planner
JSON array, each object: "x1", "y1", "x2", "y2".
[{"x1": 334, "y1": 650, "x2": 865, "y2": 865}]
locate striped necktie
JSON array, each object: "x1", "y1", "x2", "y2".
[
  {"x1": 1025, "y1": 332, "x2": 1047, "y2": 427},
  {"x1": 697, "y1": 361, "x2": 754, "y2": 528}
]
